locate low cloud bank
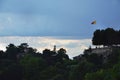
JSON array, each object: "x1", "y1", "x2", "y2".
[{"x1": 0, "y1": 36, "x2": 92, "y2": 58}]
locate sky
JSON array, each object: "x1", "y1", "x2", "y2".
[
  {"x1": 0, "y1": 0, "x2": 120, "y2": 58},
  {"x1": 0, "y1": 0, "x2": 120, "y2": 37},
  {"x1": 0, "y1": 37, "x2": 91, "y2": 58}
]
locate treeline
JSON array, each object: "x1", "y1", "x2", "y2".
[
  {"x1": 92, "y1": 28, "x2": 120, "y2": 46},
  {"x1": 0, "y1": 43, "x2": 120, "y2": 80},
  {"x1": 0, "y1": 43, "x2": 70, "y2": 80},
  {"x1": 0, "y1": 28, "x2": 120, "y2": 80}
]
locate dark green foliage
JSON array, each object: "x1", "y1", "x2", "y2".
[
  {"x1": 20, "y1": 54, "x2": 46, "y2": 80},
  {"x1": 0, "y1": 40, "x2": 120, "y2": 80},
  {"x1": 69, "y1": 61, "x2": 94, "y2": 80},
  {"x1": 85, "y1": 53, "x2": 103, "y2": 68},
  {"x1": 0, "y1": 43, "x2": 71, "y2": 80},
  {"x1": 5, "y1": 44, "x2": 18, "y2": 60},
  {"x1": 84, "y1": 47, "x2": 120, "y2": 80},
  {"x1": 92, "y1": 29, "x2": 102, "y2": 45},
  {"x1": 0, "y1": 60, "x2": 23, "y2": 80},
  {"x1": 92, "y1": 28, "x2": 120, "y2": 46},
  {"x1": 56, "y1": 48, "x2": 69, "y2": 63},
  {"x1": 0, "y1": 50, "x2": 4, "y2": 59}
]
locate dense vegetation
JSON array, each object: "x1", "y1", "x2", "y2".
[
  {"x1": 92, "y1": 28, "x2": 120, "y2": 46},
  {"x1": 0, "y1": 28, "x2": 120, "y2": 80}
]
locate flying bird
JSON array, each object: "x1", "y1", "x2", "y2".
[{"x1": 91, "y1": 20, "x2": 96, "y2": 24}]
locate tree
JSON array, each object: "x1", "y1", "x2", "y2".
[
  {"x1": 57, "y1": 48, "x2": 69, "y2": 61},
  {"x1": 0, "y1": 63, "x2": 23, "y2": 80},
  {"x1": 5, "y1": 44, "x2": 18, "y2": 60},
  {"x1": 104, "y1": 28, "x2": 116, "y2": 46},
  {"x1": 85, "y1": 69, "x2": 107, "y2": 80},
  {"x1": 92, "y1": 28, "x2": 120, "y2": 46},
  {"x1": 69, "y1": 61, "x2": 94, "y2": 80},
  {"x1": 92, "y1": 29, "x2": 102, "y2": 46},
  {"x1": 18, "y1": 43, "x2": 28, "y2": 53},
  {"x1": 85, "y1": 53, "x2": 103, "y2": 68},
  {"x1": 20, "y1": 54, "x2": 46, "y2": 80},
  {"x1": 43, "y1": 49, "x2": 54, "y2": 57},
  {"x1": 42, "y1": 49, "x2": 56, "y2": 65},
  {"x1": 0, "y1": 50, "x2": 4, "y2": 59},
  {"x1": 118, "y1": 30, "x2": 120, "y2": 44}
]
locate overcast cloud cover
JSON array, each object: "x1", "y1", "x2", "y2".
[
  {"x1": 0, "y1": 0, "x2": 119, "y2": 37},
  {"x1": 0, "y1": 0, "x2": 119, "y2": 57}
]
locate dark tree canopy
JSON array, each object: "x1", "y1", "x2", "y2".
[
  {"x1": 92, "y1": 28, "x2": 120, "y2": 46},
  {"x1": 0, "y1": 34, "x2": 120, "y2": 80}
]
